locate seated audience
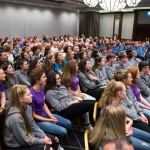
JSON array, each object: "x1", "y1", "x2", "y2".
[
  {"x1": 145, "y1": 47, "x2": 150, "y2": 61},
  {"x1": 132, "y1": 50, "x2": 141, "y2": 66},
  {"x1": 73, "y1": 46, "x2": 79, "y2": 59},
  {"x1": 29, "y1": 68, "x2": 71, "y2": 138},
  {"x1": 100, "y1": 47, "x2": 107, "y2": 62},
  {"x1": 92, "y1": 57, "x2": 109, "y2": 86},
  {"x1": 4, "y1": 85, "x2": 59, "y2": 150},
  {"x1": 54, "y1": 52, "x2": 67, "y2": 76},
  {"x1": 137, "y1": 61, "x2": 150, "y2": 103},
  {"x1": 1, "y1": 62, "x2": 19, "y2": 105},
  {"x1": 15, "y1": 59, "x2": 30, "y2": 87},
  {"x1": 0, "y1": 51, "x2": 9, "y2": 66},
  {"x1": 78, "y1": 59, "x2": 104, "y2": 101},
  {"x1": 44, "y1": 45, "x2": 52, "y2": 57},
  {"x1": 28, "y1": 58, "x2": 42, "y2": 76},
  {"x1": 20, "y1": 51, "x2": 31, "y2": 65},
  {"x1": 104, "y1": 54, "x2": 117, "y2": 80},
  {"x1": 61, "y1": 60, "x2": 95, "y2": 100},
  {"x1": 45, "y1": 72, "x2": 94, "y2": 127},
  {"x1": 42, "y1": 54, "x2": 55, "y2": 77},
  {"x1": 65, "y1": 50, "x2": 74, "y2": 62},
  {"x1": 113, "y1": 69, "x2": 150, "y2": 133}
]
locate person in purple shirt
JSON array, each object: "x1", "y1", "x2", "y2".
[
  {"x1": 29, "y1": 68, "x2": 71, "y2": 138},
  {"x1": 61, "y1": 60, "x2": 96, "y2": 101},
  {"x1": 128, "y1": 66, "x2": 150, "y2": 116},
  {"x1": 0, "y1": 67, "x2": 6, "y2": 109},
  {"x1": 42, "y1": 54, "x2": 55, "y2": 77}
]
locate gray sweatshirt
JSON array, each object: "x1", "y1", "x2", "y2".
[
  {"x1": 94, "y1": 67, "x2": 109, "y2": 86},
  {"x1": 4, "y1": 105, "x2": 45, "y2": 147},
  {"x1": 120, "y1": 86, "x2": 143, "y2": 121},
  {"x1": 137, "y1": 74, "x2": 150, "y2": 97},
  {"x1": 45, "y1": 85, "x2": 77, "y2": 112},
  {"x1": 115, "y1": 62, "x2": 128, "y2": 72},
  {"x1": 15, "y1": 70, "x2": 31, "y2": 87},
  {"x1": 78, "y1": 71, "x2": 100, "y2": 92}
]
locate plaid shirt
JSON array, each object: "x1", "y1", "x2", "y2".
[{"x1": 30, "y1": 54, "x2": 44, "y2": 63}]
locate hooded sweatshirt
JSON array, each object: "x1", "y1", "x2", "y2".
[{"x1": 4, "y1": 105, "x2": 45, "y2": 147}]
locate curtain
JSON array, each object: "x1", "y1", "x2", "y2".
[{"x1": 79, "y1": 11, "x2": 100, "y2": 38}]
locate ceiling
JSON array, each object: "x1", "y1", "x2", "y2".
[{"x1": 0, "y1": 0, "x2": 150, "y2": 12}]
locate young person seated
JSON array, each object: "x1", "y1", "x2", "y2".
[
  {"x1": 90, "y1": 49, "x2": 99, "y2": 67},
  {"x1": 137, "y1": 61, "x2": 150, "y2": 103},
  {"x1": 29, "y1": 68, "x2": 71, "y2": 138},
  {"x1": 53, "y1": 52, "x2": 67, "y2": 76},
  {"x1": 115, "y1": 51, "x2": 128, "y2": 71},
  {"x1": 113, "y1": 69, "x2": 150, "y2": 133},
  {"x1": 90, "y1": 104, "x2": 150, "y2": 150},
  {"x1": 15, "y1": 59, "x2": 30, "y2": 87},
  {"x1": 132, "y1": 50, "x2": 141, "y2": 66},
  {"x1": 4, "y1": 85, "x2": 59, "y2": 150},
  {"x1": 92, "y1": 57, "x2": 109, "y2": 86},
  {"x1": 100, "y1": 47, "x2": 107, "y2": 62},
  {"x1": 45, "y1": 72, "x2": 95, "y2": 128},
  {"x1": 78, "y1": 59, "x2": 104, "y2": 101},
  {"x1": 128, "y1": 67, "x2": 150, "y2": 117},
  {"x1": 1, "y1": 63, "x2": 19, "y2": 106},
  {"x1": 65, "y1": 50, "x2": 74, "y2": 62},
  {"x1": 42, "y1": 54, "x2": 55, "y2": 77},
  {"x1": 61, "y1": 60, "x2": 95, "y2": 101},
  {"x1": 104, "y1": 54, "x2": 117, "y2": 80}
]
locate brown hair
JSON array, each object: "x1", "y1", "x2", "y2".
[{"x1": 128, "y1": 67, "x2": 138, "y2": 85}]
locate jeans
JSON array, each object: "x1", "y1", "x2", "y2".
[
  {"x1": 130, "y1": 128, "x2": 150, "y2": 150},
  {"x1": 5, "y1": 100, "x2": 9, "y2": 107},
  {"x1": 35, "y1": 114, "x2": 71, "y2": 138},
  {"x1": 142, "y1": 109, "x2": 150, "y2": 117}
]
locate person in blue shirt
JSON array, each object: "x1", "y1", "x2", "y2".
[{"x1": 145, "y1": 47, "x2": 150, "y2": 61}]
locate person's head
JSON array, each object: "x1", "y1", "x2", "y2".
[
  {"x1": 126, "y1": 50, "x2": 133, "y2": 59},
  {"x1": 57, "y1": 43, "x2": 63, "y2": 50},
  {"x1": 0, "y1": 51, "x2": 8, "y2": 62},
  {"x1": 92, "y1": 57, "x2": 105, "y2": 72},
  {"x1": 30, "y1": 68, "x2": 46, "y2": 86},
  {"x1": 45, "y1": 72, "x2": 61, "y2": 93},
  {"x1": 91, "y1": 49, "x2": 99, "y2": 58},
  {"x1": 138, "y1": 61, "x2": 149, "y2": 74},
  {"x1": 106, "y1": 54, "x2": 116, "y2": 63},
  {"x1": 79, "y1": 59, "x2": 91, "y2": 72},
  {"x1": 55, "y1": 52, "x2": 63, "y2": 62},
  {"x1": 4, "y1": 44, "x2": 13, "y2": 53},
  {"x1": 13, "y1": 42, "x2": 19, "y2": 49},
  {"x1": 128, "y1": 67, "x2": 139, "y2": 85},
  {"x1": 31, "y1": 46, "x2": 40, "y2": 55},
  {"x1": 73, "y1": 46, "x2": 79, "y2": 53},
  {"x1": 44, "y1": 45, "x2": 52, "y2": 57},
  {"x1": 113, "y1": 70, "x2": 132, "y2": 86},
  {"x1": 65, "y1": 50, "x2": 74, "y2": 61},
  {"x1": 89, "y1": 104, "x2": 126, "y2": 150},
  {"x1": 37, "y1": 43, "x2": 42, "y2": 50},
  {"x1": 99, "y1": 80, "x2": 126, "y2": 108},
  {"x1": 28, "y1": 59, "x2": 41, "y2": 76},
  {"x1": 107, "y1": 46, "x2": 112, "y2": 54},
  {"x1": 118, "y1": 51, "x2": 128, "y2": 63},
  {"x1": 79, "y1": 50, "x2": 87, "y2": 60},
  {"x1": 134, "y1": 41, "x2": 138, "y2": 47},
  {"x1": 16, "y1": 59, "x2": 29, "y2": 71},
  {"x1": 1, "y1": 63, "x2": 14, "y2": 75},
  {"x1": 61, "y1": 60, "x2": 77, "y2": 88},
  {"x1": 132, "y1": 50, "x2": 137, "y2": 58},
  {"x1": 0, "y1": 67, "x2": 6, "y2": 81},
  {"x1": 102, "y1": 137, "x2": 134, "y2": 150},
  {"x1": 21, "y1": 51, "x2": 29, "y2": 60},
  {"x1": 4, "y1": 85, "x2": 33, "y2": 142},
  {"x1": 52, "y1": 42, "x2": 57, "y2": 48},
  {"x1": 89, "y1": 44, "x2": 93, "y2": 50},
  {"x1": 22, "y1": 46, "x2": 30, "y2": 53},
  {"x1": 101, "y1": 47, "x2": 107, "y2": 54}
]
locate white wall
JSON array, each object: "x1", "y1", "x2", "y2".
[
  {"x1": 138, "y1": 11, "x2": 150, "y2": 24},
  {"x1": 121, "y1": 13, "x2": 134, "y2": 39},
  {"x1": 0, "y1": 2, "x2": 79, "y2": 39},
  {"x1": 100, "y1": 14, "x2": 114, "y2": 38}
]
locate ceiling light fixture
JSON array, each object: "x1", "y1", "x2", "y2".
[
  {"x1": 127, "y1": 0, "x2": 141, "y2": 7},
  {"x1": 83, "y1": 0, "x2": 98, "y2": 7}
]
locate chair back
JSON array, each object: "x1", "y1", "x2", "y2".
[{"x1": 84, "y1": 130, "x2": 89, "y2": 150}]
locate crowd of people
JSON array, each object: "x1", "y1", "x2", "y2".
[{"x1": 0, "y1": 34, "x2": 150, "y2": 150}]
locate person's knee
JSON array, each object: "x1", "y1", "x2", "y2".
[{"x1": 59, "y1": 127, "x2": 67, "y2": 137}]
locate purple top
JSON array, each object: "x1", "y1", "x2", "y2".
[
  {"x1": 0, "y1": 82, "x2": 4, "y2": 98},
  {"x1": 44, "y1": 67, "x2": 53, "y2": 77},
  {"x1": 130, "y1": 84, "x2": 142, "y2": 103},
  {"x1": 64, "y1": 73, "x2": 79, "y2": 92},
  {"x1": 29, "y1": 87, "x2": 46, "y2": 117}
]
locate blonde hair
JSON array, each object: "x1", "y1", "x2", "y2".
[
  {"x1": 99, "y1": 80, "x2": 125, "y2": 108},
  {"x1": 4, "y1": 85, "x2": 33, "y2": 142},
  {"x1": 65, "y1": 50, "x2": 74, "y2": 61},
  {"x1": 89, "y1": 104, "x2": 126, "y2": 149}
]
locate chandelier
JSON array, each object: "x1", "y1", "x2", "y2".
[
  {"x1": 127, "y1": 0, "x2": 141, "y2": 7},
  {"x1": 83, "y1": 0, "x2": 142, "y2": 11}
]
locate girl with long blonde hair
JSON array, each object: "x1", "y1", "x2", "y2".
[{"x1": 3, "y1": 85, "x2": 59, "y2": 150}]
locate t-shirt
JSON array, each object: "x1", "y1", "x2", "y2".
[
  {"x1": 72, "y1": 74, "x2": 79, "y2": 92},
  {"x1": 0, "y1": 82, "x2": 4, "y2": 96},
  {"x1": 29, "y1": 87, "x2": 46, "y2": 117}
]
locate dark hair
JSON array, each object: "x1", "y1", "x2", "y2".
[
  {"x1": 79, "y1": 50, "x2": 86, "y2": 60},
  {"x1": 44, "y1": 45, "x2": 51, "y2": 57},
  {"x1": 0, "y1": 50, "x2": 7, "y2": 56},
  {"x1": 126, "y1": 50, "x2": 133, "y2": 59},
  {"x1": 91, "y1": 49, "x2": 99, "y2": 59},
  {"x1": 20, "y1": 51, "x2": 27, "y2": 59},
  {"x1": 28, "y1": 59, "x2": 39, "y2": 76},
  {"x1": 107, "y1": 45, "x2": 112, "y2": 50},
  {"x1": 106, "y1": 53, "x2": 116, "y2": 61},
  {"x1": 16, "y1": 59, "x2": 27, "y2": 70},
  {"x1": 102, "y1": 137, "x2": 132, "y2": 150},
  {"x1": 31, "y1": 46, "x2": 38, "y2": 53},
  {"x1": 100, "y1": 47, "x2": 106, "y2": 52},
  {"x1": 138, "y1": 61, "x2": 149, "y2": 72},
  {"x1": 145, "y1": 47, "x2": 150, "y2": 61},
  {"x1": 29, "y1": 68, "x2": 45, "y2": 86},
  {"x1": 45, "y1": 72, "x2": 58, "y2": 93},
  {"x1": 92, "y1": 57, "x2": 103, "y2": 72}
]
